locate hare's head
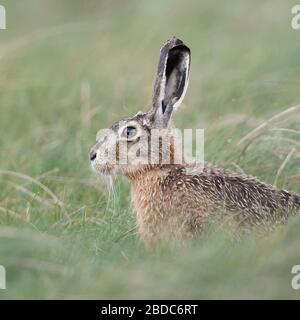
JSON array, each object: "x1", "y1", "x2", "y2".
[{"x1": 90, "y1": 37, "x2": 190, "y2": 177}]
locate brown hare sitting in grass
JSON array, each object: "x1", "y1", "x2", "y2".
[{"x1": 90, "y1": 37, "x2": 300, "y2": 245}]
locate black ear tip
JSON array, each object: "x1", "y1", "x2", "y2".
[
  {"x1": 165, "y1": 36, "x2": 183, "y2": 47},
  {"x1": 162, "y1": 36, "x2": 190, "y2": 53},
  {"x1": 170, "y1": 36, "x2": 184, "y2": 46}
]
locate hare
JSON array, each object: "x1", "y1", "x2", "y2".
[{"x1": 90, "y1": 37, "x2": 300, "y2": 244}]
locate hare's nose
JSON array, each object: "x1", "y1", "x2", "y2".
[{"x1": 89, "y1": 149, "x2": 97, "y2": 161}]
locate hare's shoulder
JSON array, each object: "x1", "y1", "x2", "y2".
[
  {"x1": 163, "y1": 162, "x2": 274, "y2": 195},
  {"x1": 163, "y1": 163, "x2": 300, "y2": 215}
]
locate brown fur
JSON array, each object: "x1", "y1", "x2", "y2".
[
  {"x1": 128, "y1": 163, "x2": 300, "y2": 243},
  {"x1": 90, "y1": 37, "x2": 300, "y2": 244}
]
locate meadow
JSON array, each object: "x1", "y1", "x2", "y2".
[{"x1": 0, "y1": 0, "x2": 299, "y2": 299}]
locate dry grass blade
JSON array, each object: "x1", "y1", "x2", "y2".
[
  {"x1": 113, "y1": 226, "x2": 138, "y2": 243},
  {"x1": 0, "y1": 170, "x2": 69, "y2": 218},
  {"x1": 270, "y1": 128, "x2": 300, "y2": 135},
  {"x1": 260, "y1": 136, "x2": 300, "y2": 147},
  {"x1": 237, "y1": 104, "x2": 300, "y2": 146},
  {"x1": 6, "y1": 180, "x2": 54, "y2": 208},
  {"x1": 231, "y1": 162, "x2": 246, "y2": 175},
  {"x1": 0, "y1": 206, "x2": 26, "y2": 221},
  {"x1": 34, "y1": 168, "x2": 60, "y2": 180},
  {"x1": 273, "y1": 148, "x2": 296, "y2": 188}
]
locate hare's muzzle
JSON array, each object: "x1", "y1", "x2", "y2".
[{"x1": 89, "y1": 140, "x2": 114, "y2": 175}]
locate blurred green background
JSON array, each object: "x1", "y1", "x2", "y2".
[{"x1": 0, "y1": 0, "x2": 299, "y2": 299}]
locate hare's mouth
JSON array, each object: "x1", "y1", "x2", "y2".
[{"x1": 91, "y1": 162, "x2": 114, "y2": 175}]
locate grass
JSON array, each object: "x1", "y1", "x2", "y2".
[{"x1": 0, "y1": 0, "x2": 300, "y2": 299}]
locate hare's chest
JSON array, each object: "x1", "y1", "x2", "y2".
[
  {"x1": 131, "y1": 177, "x2": 166, "y2": 220},
  {"x1": 131, "y1": 174, "x2": 193, "y2": 243},
  {"x1": 131, "y1": 176, "x2": 173, "y2": 240},
  {"x1": 130, "y1": 171, "x2": 217, "y2": 243}
]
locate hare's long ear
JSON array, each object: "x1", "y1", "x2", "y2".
[{"x1": 151, "y1": 37, "x2": 190, "y2": 126}]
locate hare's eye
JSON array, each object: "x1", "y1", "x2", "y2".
[{"x1": 123, "y1": 126, "x2": 137, "y2": 139}]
